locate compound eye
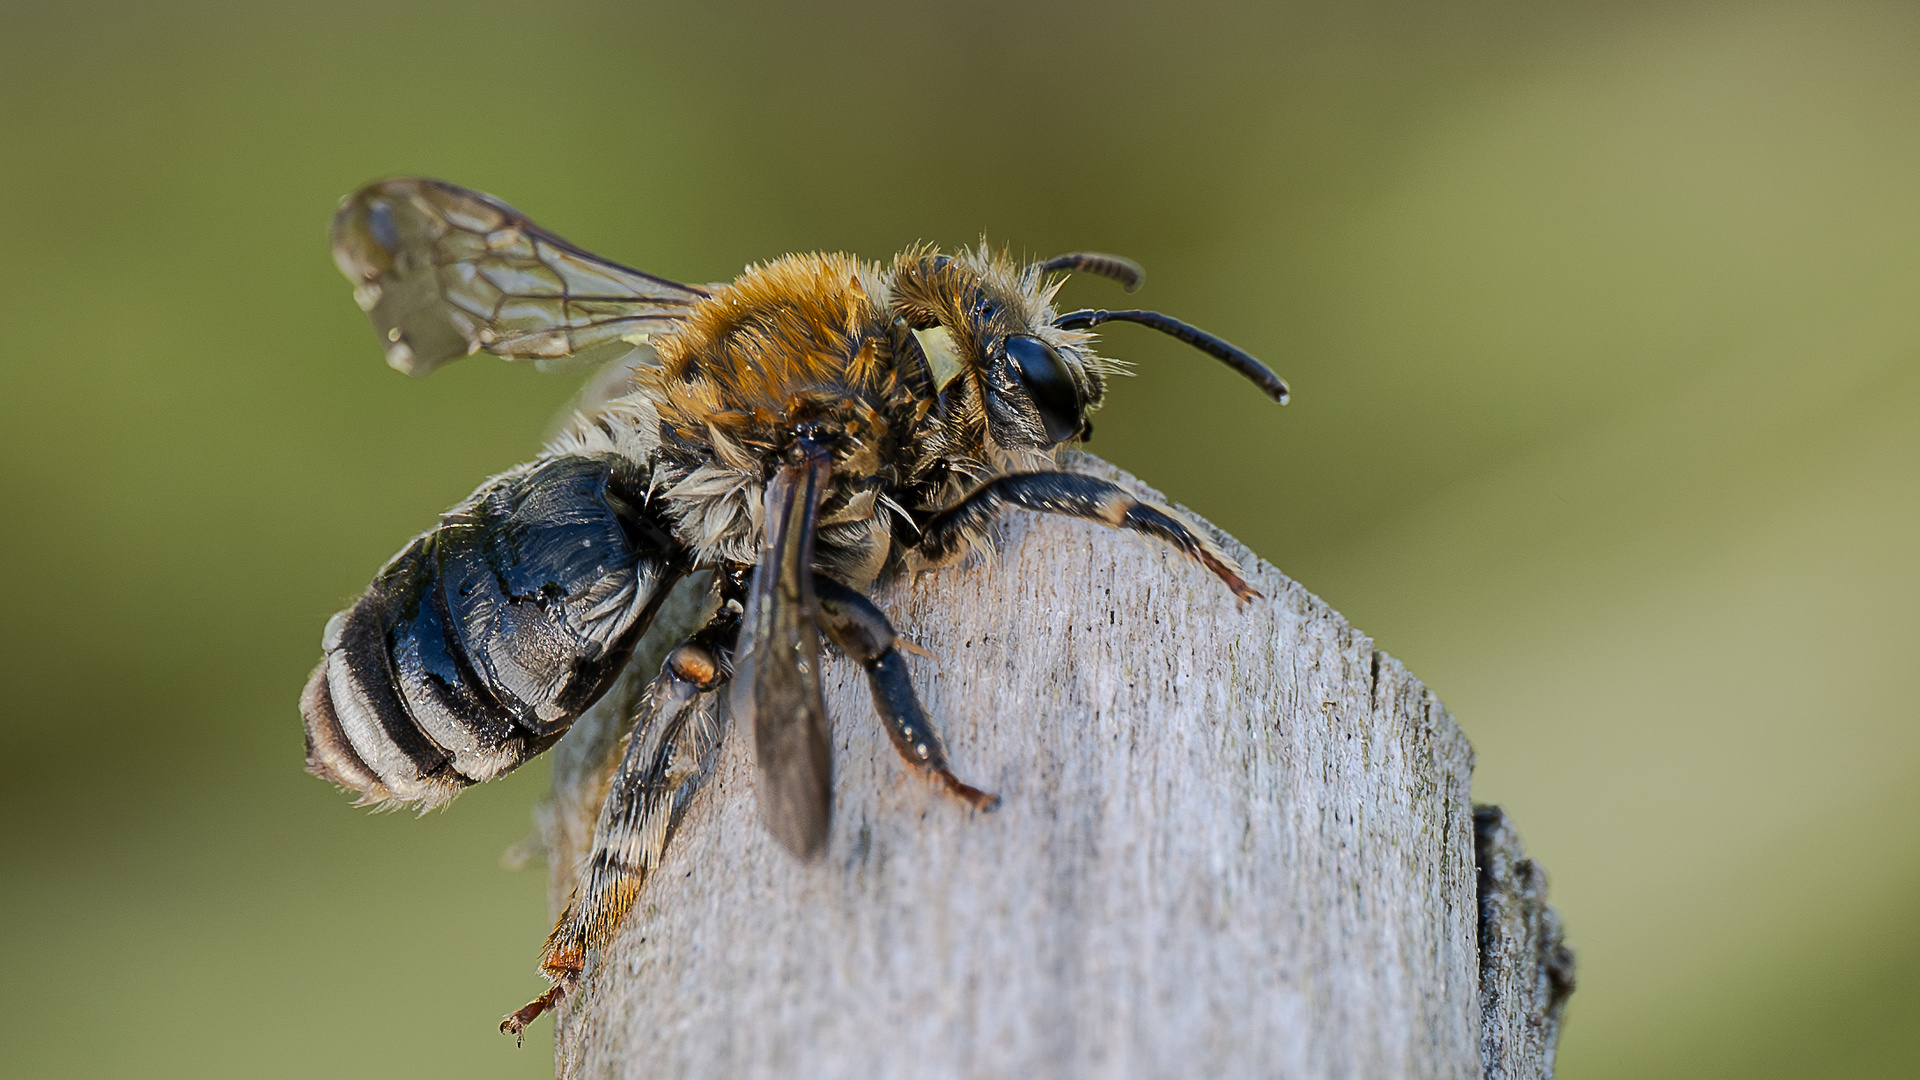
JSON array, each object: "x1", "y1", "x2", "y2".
[{"x1": 1004, "y1": 335, "x2": 1083, "y2": 444}]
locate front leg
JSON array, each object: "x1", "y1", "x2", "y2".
[
  {"x1": 812, "y1": 575, "x2": 999, "y2": 812},
  {"x1": 501, "y1": 601, "x2": 740, "y2": 1041},
  {"x1": 913, "y1": 472, "x2": 1259, "y2": 601}
]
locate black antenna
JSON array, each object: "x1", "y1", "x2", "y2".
[
  {"x1": 1053, "y1": 308, "x2": 1289, "y2": 404},
  {"x1": 1032, "y1": 253, "x2": 1145, "y2": 293}
]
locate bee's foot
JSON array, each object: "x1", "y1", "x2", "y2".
[
  {"x1": 500, "y1": 983, "x2": 567, "y2": 1044},
  {"x1": 938, "y1": 769, "x2": 1001, "y2": 813},
  {"x1": 1197, "y1": 550, "x2": 1261, "y2": 603}
]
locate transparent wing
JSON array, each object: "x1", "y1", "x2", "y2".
[
  {"x1": 542, "y1": 342, "x2": 660, "y2": 442},
  {"x1": 330, "y1": 177, "x2": 708, "y2": 377}
]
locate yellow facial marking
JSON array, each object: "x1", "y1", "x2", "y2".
[{"x1": 912, "y1": 325, "x2": 966, "y2": 392}]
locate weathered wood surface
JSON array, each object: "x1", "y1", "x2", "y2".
[
  {"x1": 1475, "y1": 806, "x2": 1576, "y2": 1079},
  {"x1": 535, "y1": 454, "x2": 1563, "y2": 1079}
]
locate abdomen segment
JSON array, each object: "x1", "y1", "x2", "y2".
[{"x1": 302, "y1": 453, "x2": 682, "y2": 808}]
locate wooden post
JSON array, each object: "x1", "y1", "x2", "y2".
[
  {"x1": 1476, "y1": 806, "x2": 1577, "y2": 1079},
  {"x1": 534, "y1": 454, "x2": 1571, "y2": 1079}
]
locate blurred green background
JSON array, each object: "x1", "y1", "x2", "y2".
[{"x1": 3, "y1": 0, "x2": 1915, "y2": 1076}]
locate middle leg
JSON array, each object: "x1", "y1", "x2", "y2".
[{"x1": 811, "y1": 575, "x2": 998, "y2": 812}]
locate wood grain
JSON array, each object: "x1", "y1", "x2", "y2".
[
  {"x1": 1476, "y1": 805, "x2": 1576, "y2": 1080},
  {"x1": 532, "y1": 454, "x2": 1559, "y2": 1079}
]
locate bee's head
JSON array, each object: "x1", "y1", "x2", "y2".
[
  {"x1": 886, "y1": 244, "x2": 1287, "y2": 460},
  {"x1": 886, "y1": 246, "x2": 1106, "y2": 455}
]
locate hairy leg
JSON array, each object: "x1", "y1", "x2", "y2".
[
  {"x1": 811, "y1": 575, "x2": 998, "y2": 812},
  {"x1": 501, "y1": 603, "x2": 740, "y2": 1041},
  {"x1": 913, "y1": 472, "x2": 1259, "y2": 601}
]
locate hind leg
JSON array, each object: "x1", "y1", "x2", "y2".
[{"x1": 502, "y1": 602, "x2": 740, "y2": 1040}]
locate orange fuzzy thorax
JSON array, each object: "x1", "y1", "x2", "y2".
[{"x1": 648, "y1": 253, "x2": 914, "y2": 460}]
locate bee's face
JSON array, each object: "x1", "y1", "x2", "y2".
[
  {"x1": 889, "y1": 249, "x2": 1106, "y2": 455},
  {"x1": 981, "y1": 328, "x2": 1094, "y2": 447}
]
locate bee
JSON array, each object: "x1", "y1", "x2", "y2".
[{"x1": 302, "y1": 178, "x2": 1289, "y2": 1037}]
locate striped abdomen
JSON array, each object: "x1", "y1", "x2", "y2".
[{"x1": 302, "y1": 453, "x2": 682, "y2": 809}]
